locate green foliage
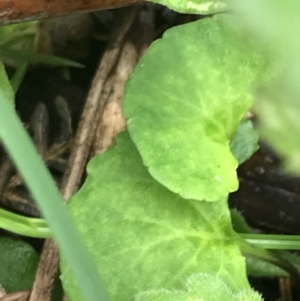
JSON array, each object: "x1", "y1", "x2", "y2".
[
  {"x1": 10, "y1": 61, "x2": 29, "y2": 93},
  {"x1": 124, "y1": 15, "x2": 268, "y2": 202},
  {"x1": 2, "y1": 0, "x2": 300, "y2": 300},
  {"x1": 0, "y1": 61, "x2": 14, "y2": 105},
  {"x1": 0, "y1": 237, "x2": 39, "y2": 292},
  {"x1": 0, "y1": 47, "x2": 84, "y2": 68},
  {"x1": 230, "y1": 209, "x2": 253, "y2": 233},
  {"x1": 61, "y1": 132, "x2": 250, "y2": 301},
  {"x1": 230, "y1": 0, "x2": 300, "y2": 174},
  {"x1": 0, "y1": 22, "x2": 36, "y2": 49},
  {"x1": 0, "y1": 207, "x2": 51, "y2": 238},
  {"x1": 230, "y1": 120, "x2": 259, "y2": 165},
  {"x1": 0, "y1": 21, "x2": 83, "y2": 99},
  {"x1": 60, "y1": 12, "x2": 279, "y2": 301},
  {"x1": 231, "y1": 210, "x2": 289, "y2": 278},
  {"x1": 135, "y1": 273, "x2": 262, "y2": 301},
  {"x1": 0, "y1": 60, "x2": 108, "y2": 301},
  {"x1": 149, "y1": 0, "x2": 227, "y2": 14},
  {"x1": 246, "y1": 257, "x2": 288, "y2": 278},
  {"x1": 0, "y1": 21, "x2": 83, "y2": 72}
]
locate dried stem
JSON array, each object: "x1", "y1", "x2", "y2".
[{"x1": 0, "y1": 0, "x2": 142, "y2": 24}]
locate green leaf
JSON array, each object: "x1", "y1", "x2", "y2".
[
  {"x1": 0, "y1": 22, "x2": 37, "y2": 49},
  {"x1": 0, "y1": 21, "x2": 82, "y2": 69},
  {"x1": 230, "y1": 209, "x2": 253, "y2": 234},
  {"x1": 0, "y1": 61, "x2": 14, "y2": 106},
  {"x1": 0, "y1": 22, "x2": 36, "y2": 41},
  {"x1": 1, "y1": 33, "x2": 34, "y2": 49},
  {"x1": 135, "y1": 273, "x2": 262, "y2": 301},
  {"x1": 0, "y1": 236, "x2": 39, "y2": 292},
  {"x1": 124, "y1": 15, "x2": 269, "y2": 202},
  {"x1": 0, "y1": 47, "x2": 83, "y2": 68},
  {"x1": 246, "y1": 256, "x2": 288, "y2": 278},
  {"x1": 148, "y1": 0, "x2": 227, "y2": 14},
  {"x1": 61, "y1": 131, "x2": 250, "y2": 301},
  {"x1": 10, "y1": 38, "x2": 33, "y2": 93},
  {"x1": 230, "y1": 120, "x2": 259, "y2": 165},
  {"x1": 229, "y1": 0, "x2": 300, "y2": 174},
  {"x1": 11, "y1": 61, "x2": 29, "y2": 93}
]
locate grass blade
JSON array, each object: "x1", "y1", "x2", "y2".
[
  {"x1": 0, "y1": 84, "x2": 108, "y2": 301},
  {"x1": 0, "y1": 47, "x2": 84, "y2": 68}
]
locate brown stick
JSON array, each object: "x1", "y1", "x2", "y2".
[
  {"x1": 27, "y1": 240, "x2": 59, "y2": 301},
  {"x1": 0, "y1": 0, "x2": 142, "y2": 24},
  {"x1": 278, "y1": 277, "x2": 293, "y2": 301},
  {"x1": 0, "y1": 290, "x2": 30, "y2": 301},
  {"x1": 61, "y1": 6, "x2": 139, "y2": 200}
]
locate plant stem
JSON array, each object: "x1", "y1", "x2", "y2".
[
  {"x1": 241, "y1": 233, "x2": 300, "y2": 250},
  {"x1": 239, "y1": 237, "x2": 300, "y2": 282},
  {"x1": 0, "y1": 208, "x2": 50, "y2": 238},
  {"x1": 2, "y1": 209, "x2": 300, "y2": 251}
]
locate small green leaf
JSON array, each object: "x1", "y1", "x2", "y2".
[
  {"x1": 124, "y1": 15, "x2": 269, "y2": 201},
  {"x1": 0, "y1": 22, "x2": 37, "y2": 49},
  {"x1": 61, "y1": 132, "x2": 250, "y2": 301},
  {"x1": 135, "y1": 273, "x2": 262, "y2": 301},
  {"x1": 246, "y1": 256, "x2": 288, "y2": 278},
  {"x1": 11, "y1": 61, "x2": 29, "y2": 93},
  {"x1": 230, "y1": 120, "x2": 259, "y2": 165},
  {"x1": 230, "y1": 209, "x2": 253, "y2": 234},
  {"x1": 0, "y1": 61, "x2": 14, "y2": 106},
  {"x1": 148, "y1": 0, "x2": 227, "y2": 14},
  {"x1": 0, "y1": 236, "x2": 39, "y2": 292}
]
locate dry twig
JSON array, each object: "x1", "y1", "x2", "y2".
[
  {"x1": 91, "y1": 4, "x2": 155, "y2": 155},
  {"x1": 278, "y1": 277, "x2": 293, "y2": 301},
  {"x1": 0, "y1": 0, "x2": 142, "y2": 24},
  {"x1": 0, "y1": 290, "x2": 30, "y2": 301}
]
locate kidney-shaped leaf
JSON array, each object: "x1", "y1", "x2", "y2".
[
  {"x1": 124, "y1": 15, "x2": 268, "y2": 201},
  {"x1": 61, "y1": 132, "x2": 249, "y2": 301}
]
